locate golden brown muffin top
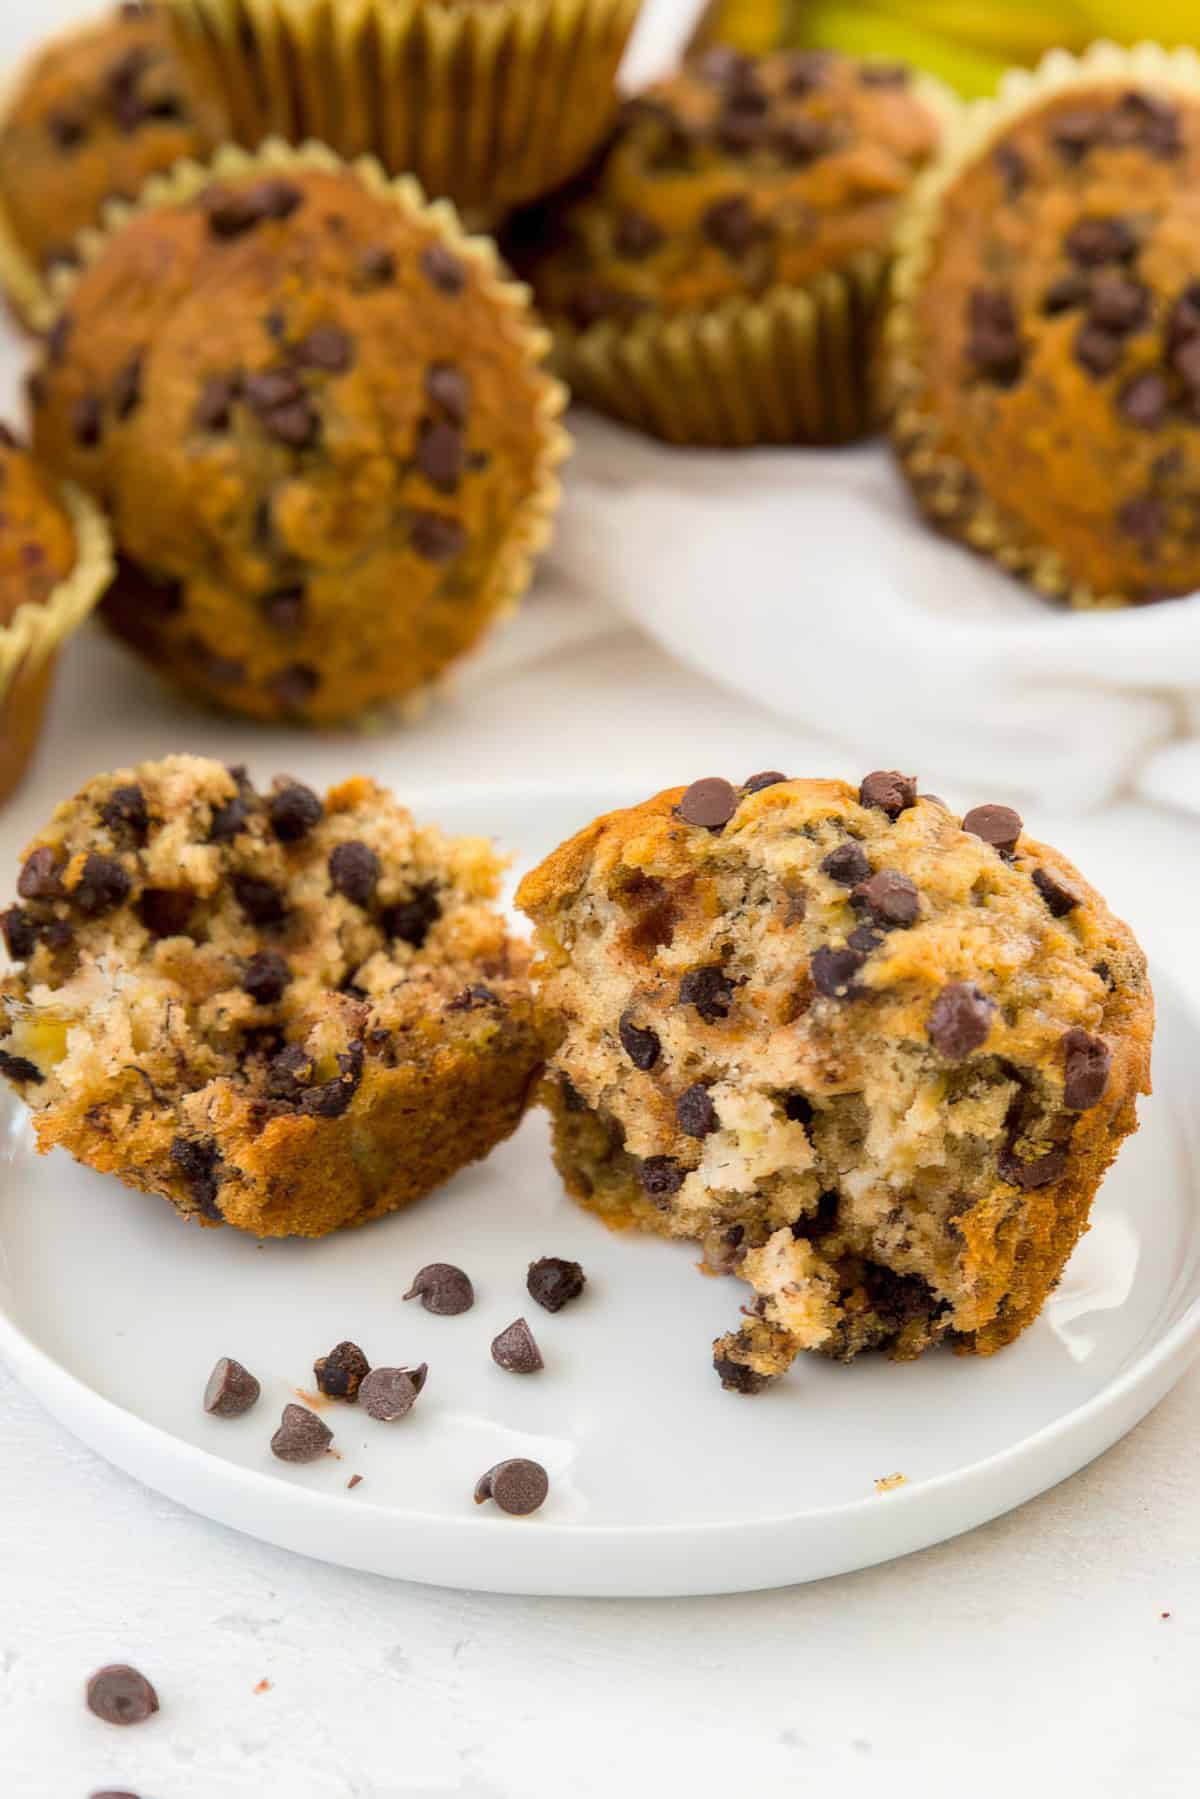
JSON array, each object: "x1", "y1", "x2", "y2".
[
  {"x1": 0, "y1": 2, "x2": 229, "y2": 275},
  {"x1": 514, "y1": 47, "x2": 941, "y2": 326},
  {"x1": 898, "y1": 80, "x2": 1200, "y2": 605},
  {"x1": 0, "y1": 429, "x2": 76, "y2": 630}
]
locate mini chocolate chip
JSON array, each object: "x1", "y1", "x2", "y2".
[
  {"x1": 852, "y1": 869, "x2": 919, "y2": 927},
  {"x1": 410, "y1": 511, "x2": 467, "y2": 561},
  {"x1": 232, "y1": 874, "x2": 286, "y2": 925},
  {"x1": 491, "y1": 1318, "x2": 544, "y2": 1374},
  {"x1": 425, "y1": 363, "x2": 470, "y2": 422},
  {"x1": 73, "y1": 853, "x2": 130, "y2": 916},
  {"x1": 701, "y1": 195, "x2": 759, "y2": 257},
  {"x1": 294, "y1": 325, "x2": 354, "y2": 372},
  {"x1": 784, "y1": 1092, "x2": 813, "y2": 1127},
  {"x1": 714, "y1": 1355, "x2": 770, "y2": 1395},
  {"x1": 526, "y1": 1256, "x2": 586, "y2": 1313},
  {"x1": 100, "y1": 784, "x2": 149, "y2": 842},
  {"x1": 169, "y1": 1135, "x2": 222, "y2": 1218},
  {"x1": 859, "y1": 770, "x2": 917, "y2": 818},
  {"x1": 695, "y1": 45, "x2": 750, "y2": 86},
  {"x1": 1074, "y1": 323, "x2": 1124, "y2": 377},
  {"x1": 994, "y1": 144, "x2": 1027, "y2": 199},
  {"x1": 206, "y1": 178, "x2": 302, "y2": 238},
  {"x1": 811, "y1": 944, "x2": 866, "y2": 999},
  {"x1": 677, "y1": 776, "x2": 738, "y2": 830},
  {"x1": 245, "y1": 367, "x2": 319, "y2": 447},
  {"x1": 208, "y1": 794, "x2": 249, "y2": 843},
  {"x1": 770, "y1": 117, "x2": 834, "y2": 164},
  {"x1": 677, "y1": 1083, "x2": 718, "y2": 1137},
  {"x1": 613, "y1": 208, "x2": 665, "y2": 259},
  {"x1": 329, "y1": 841, "x2": 380, "y2": 906},
  {"x1": 266, "y1": 664, "x2": 321, "y2": 711},
  {"x1": 404, "y1": 1262, "x2": 474, "y2": 1314},
  {"x1": 1167, "y1": 282, "x2": 1200, "y2": 351},
  {"x1": 1062, "y1": 1027, "x2": 1111, "y2": 1109},
  {"x1": 1089, "y1": 276, "x2": 1149, "y2": 334},
  {"x1": 1173, "y1": 337, "x2": 1200, "y2": 392},
  {"x1": 678, "y1": 964, "x2": 734, "y2": 1022},
  {"x1": 73, "y1": 393, "x2": 103, "y2": 448},
  {"x1": 48, "y1": 109, "x2": 86, "y2": 149},
  {"x1": 962, "y1": 803, "x2": 1022, "y2": 853},
  {"x1": 260, "y1": 584, "x2": 306, "y2": 631},
  {"x1": 299, "y1": 1044, "x2": 363, "y2": 1118},
  {"x1": 203, "y1": 1356, "x2": 260, "y2": 1417},
  {"x1": 1, "y1": 906, "x2": 38, "y2": 960},
  {"x1": 85, "y1": 1665, "x2": 159, "y2": 1727},
  {"x1": 999, "y1": 1141, "x2": 1068, "y2": 1190},
  {"x1": 383, "y1": 883, "x2": 442, "y2": 947},
  {"x1": 271, "y1": 1403, "x2": 332, "y2": 1462},
  {"x1": 618, "y1": 1010, "x2": 660, "y2": 1070},
  {"x1": 446, "y1": 983, "x2": 500, "y2": 1011},
  {"x1": 821, "y1": 841, "x2": 871, "y2": 886},
  {"x1": 193, "y1": 372, "x2": 240, "y2": 431},
  {"x1": 359, "y1": 245, "x2": 396, "y2": 285},
  {"x1": 359, "y1": 1366, "x2": 425, "y2": 1421},
  {"x1": 927, "y1": 982, "x2": 995, "y2": 1060},
  {"x1": 846, "y1": 923, "x2": 882, "y2": 954},
  {"x1": 1066, "y1": 216, "x2": 1136, "y2": 266},
  {"x1": 416, "y1": 418, "x2": 464, "y2": 491},
  {"x1": 1118, "y1": 370, "x2": 1169, "y2": 429},
  {"x1": 242, "y1": 949, "x2": 291, "y2": 1003},
  {"x1": 18, "y1": 846, "x2": 64, "y2": 899},
  {"x1": 639, "y1": 1155, "x2": 684, "y2": 1199},
  {"x1": 420, "y1": 244, "x2": 466, "y2": 294},
  {"x1": 138, "y1": 888, "x2": 192, "y2": 938},
  {"x1": 966, "y1": 288, "x2": 1024, "y2": 385},
  {"x1": 45, "y1": 313, "x2": 73, "y2": 367},
  {"x1": 1032, "y1": 866, "x2": 1081, "y2": 916},
  {"x1": 0, "y1": 1050, "x2": 44, "y2": 1085},
  {"x1": 112, "y1": 351, "x2": 143, "y2": 420},
  {"x1": 1117, "y1": 494, "x2": 1164, "y2": 551},
  {"x1": 314, "y1": 1341, "x2": 370, "y2": 1401},
  {"x1": 269, "y1": 781, "x2": 322, "y2": 842},
  {"x1": 267, "y1": 1043, "x2": 313, "y2": 1101},
  {"x1": 1043, "y1": 272, "x2": 1090, "y2": 315},
  {"x1": 742, "y1": 771, "x2": 788, "y2": 793},
  {"x1": 860, "y1": 60, "x2": 909, "y2": 85},
  {"x1": 781, "y1": 48, "x2": 832, "y2": 94},
  {"x1": 474, "y1": 1458, "x2": 549, "y2": 1515},
  {"x1": 1053, "y1": 109, "x2": 1106, "y2": 160}
]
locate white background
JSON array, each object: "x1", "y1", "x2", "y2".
[{"x1": 0, "y1": 3, "x2": 1197, "y2": 1796}]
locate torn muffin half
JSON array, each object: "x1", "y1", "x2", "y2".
[
  {"x1": 516, "y1": 772, "x2": 1153, "y2": 1391},
  {"x1": 0, "y1": 755, "x2": 543, "y2": 1236}
]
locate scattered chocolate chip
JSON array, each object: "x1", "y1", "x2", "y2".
[
  {"x1": 314, "y1": 1340, "x2": 370, "y2": 1401},
  {"x1": 859, "y1": 770, "x2": 917, "y2": 818},
  {"x1": 73, "y1": 393, "x2": 103, "y2": 448},
  {"x1": 268, "y1": 781, "x2": 322, "y2": 843},
  {"x1": 266, "y1": 664, "x2": 320, "y2": 711},
  {"x1": 18, "y1": 846, "x2": 64, "y2": 900},
  {"x1": 1118, "y1": 370, "x2": 1170, "y2": 429},
  {"x1": 193, "y1": 371, "x2": 240, "y2": 431},
  {"x1": 415, "y1": 418, "x2": 464, "y2": 491},
  {"x1": 676, "y1": 1082, "x2": 718, "y2": 1138},
  {"x1": 205, "y1": 178, "x2": 303, "y2": 238},
  {"x1": 474, "y1": 1458, "x2": 548, "y2": 1515},
  {"x1": 701, "y1": 195, "x2": 759, "y2": 258},
  {"x1": 270, "y1": 1403, "x2": 332, "y2": 1462},
  {"x1": 639, "y1": 1155, "x2": 684, "y2": 1199},
  {"x1": 404, "y1": 1262, "x2": 473, "y2": 1315},
  {"x1": 260, "y1": 583, "x2": 306, "y2": 631},
  {"x1": 359, "y1": 245, "x2": 395, "y2": 285},
  {"x1": 203, "y1": 1356, "x2": 260, "y2": 1417},
  {"x1": 383, "y1": 883, "x2": 441, "y2": 947},
  {"x1": 169, "y1": 1135, "x2": 222, "y2": 1218},
  {"x1": 811, "y1": 944, "x2": 866, "y2": 999},
  {"x1": 742, "y1": 771, "x2": 787, "y2": 793},
  {"x1": 420, "y1": 244, "x2": 466, "y2": 294},
  {"x1": 0, "y1": 1050, "x2": 44, "y2": 1085},
  {"x1": 294, "y1": 325, "x2": 354, "y2": 373},
  {"x1": 85, "y1": 1665, "x2": 159, "y2": 1727},
  {"x1": 526, "y1": 1256, "x2": 586, "y2": 1313},
  {"x1": 1, "y1": 906, "x2": 38, "y2": 961},
  {"x1": 242, "y1": 950, "x2": 291, "y2": 1004},
  {"x1": 231, "y1": 874, "x2": 285, "y2": 926},
  {"x1": 962, "y1": 803, "x2": 1022, "y2": 853},
  {"x1": 677, "y1": 776, "x2": 738, "y2": 830},
  {"x1": 993, "y1": 143, "x2": 1027, "y2": 199},
  {"x1": 73, "y1": 853, "x2": 130, "y2": 916},
  {"x1": 966, "y1": 288, "x2": 1024, "y2": 385},
  {"x1": 410, "y1": 511, "x2": 467, "y2": 562},
  {"x1": 138, "y1": 888, "x2": 193, "y2": 938},
  {"x1": 111, "y1": 351, "x2": 144, "y2": 421},
  {"x1": 359, "y1": 1365, "x2": 424, "y2": 1421},
  {"x1": 618, "y1": 1010, "x2": 659, "y2": 1070},
  {"x1": 821, "y1": 840, "x2": 871, "y2": 886},
  {"x1": 851, "y1": 869, "x2": 919, "y2": 927},
  {"x1": 678, "y1": 964, "x2": 734, "y2": 1022},
  {"x1": 927, "y1": 981, "x2": 995, "y2": 1060},
  {"x1": 1032, "y1": 866, "x2": 1081, "y2": 916},
  {"x1": 713, "y1": 1355, "x2": 770, "y2": 1395},
  {"x1": 100, "y1": 784, "x2": 149, "y2": 842},
  {"x1": 1062, "y1": 1027, "x2": 1111, "y2": 1109},
  {"x1": 491, "y1": 1317, "x2": 543, "y2": 1374},
  {"x1": 329, "y1": 840, "x2": 380, "y2": 906},
  {"x1": 424, "y1": 363, "x2": 470, "y2": 422}
]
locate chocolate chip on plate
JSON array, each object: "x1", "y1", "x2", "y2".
[
  {"x1": 676, "y1": 776, "x2": 738, "y2": 830},
  {"x1": 676, "y1": 1082, "x2": 718, "y2": 1137},
  {"x1": 1062, "y1": 1027, "x2": 1111, "y2": 1109},
  {"x1": 927, "y1": 981, "x2": 995, "y2": 1060},
  {"x1": 962, "y1": 803, "x2": 1023, "y2": 853},
  {"x1": 404, "y1": 1262, "x2": 474, "y2": 1314},
  {"x1": 618, "y1": 1010, "x2": 659, "y2": 1070},
  {"x1": 203, "y1": 1356, "x2": 260, "y2": 1418},
  {"x1": 526, "y1": 1256, "x2": 586, "y2": 1313},
  {"x1": 474, "y1": 1458, "x2": 549, "y2": 1515},
  {"x1": 313, "y1": 1340, "x2": 370, "y2": 1401},
  {"x1": 270, "y1": 1404, "x2": 332, "y2": 1462},
  {"x1": 359, "y1": 1365, "x2": 426, "y2": 1421},
  {"x1": 491, "y1": 1317, "x2": 544, "y2": 1374},
  {"x1": 859, "y1": 770, "x2": 917, "y2": 818},
  {"x1": 85, "y1": 1665, "x2": 159, "y2": 1726}
]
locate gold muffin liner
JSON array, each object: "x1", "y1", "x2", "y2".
[
  {"x1": 0, "y1": 484, "x2": 113, "y2": 803},
  {"x1": 0, "y1": 58, "x2": 55, "y2": 333},
  {"x1": 885, "y1": 39, "x2": 1200, "y2": 610},
  {"x1": 552, "y1": 252, "x2": 888, "y2": 448},
  {"x1": 163, "y1": 0, "x2": 641, "y2": 215},
  {"x1": 35, "y1": 139, "x2": 570, "y2": 722}
]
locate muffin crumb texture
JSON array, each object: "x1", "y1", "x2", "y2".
[
  {"x1": 0, "y1": 755, "x2": 543, "y2": 1237},
  {"x1": 517, "y1": 774, "x2": 1152, "y2": 1388}
]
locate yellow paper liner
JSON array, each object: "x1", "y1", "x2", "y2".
[
  {"x1": 33, "y1": 139, "x2": 570, "y2": 724},
  {"x1": 0, "y1": 483, "x2": 114, "y2": 802},
  {"x1": 163, "y1": 0, "x2": 641, "y2": 213},
  {"x1": 885, "y1": 39, "x2": 1200, "y2": 610}
]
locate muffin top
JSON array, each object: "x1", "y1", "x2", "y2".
[
  {"x1": 514, "y1": 47, "x2": 942, "y2": 327},
  {"x1": 0, "y1": 2, "x2": 228, "y2": 279},
  {"x1": 894, "y1": 78, "x2": 1200, "y2": 605},
  {"x1": 29, "y1": 158, "x2": 562, "y2": 724},
  {"x1": 0, "y1": 428, "x2": 77, "y2": 629}
]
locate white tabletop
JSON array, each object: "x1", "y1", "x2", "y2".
[{"x1": 0, "y1": 5, "x2": 1197, "y2": 1795}]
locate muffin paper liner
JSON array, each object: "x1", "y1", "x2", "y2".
[
  {"x1": 0, "y1": 484, "x2": 113, "y2": 803},
  {"x1": 163, "y1": 0, "x2": 641, "y2": 214},
  {"x1": 885, "y1": 39, "x2": 1200, "y2": 610},
  {"x1": 34, "y1": 139, "x2": 570, "y2": 725},
  {"x1": 0, "y1": 58, "x2": 56, "y2": 332}
]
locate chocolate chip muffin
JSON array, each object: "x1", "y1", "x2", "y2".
[
  {"x1": 887, "y1": 44, "x2": 1200, "y2": 607},
  {"x1": 509, "y1": 47, "x2": 946, "y2": 444},
  {"x1": 0, "y1": 2, "x2": 228, "y2": 327},
  {"x1": 29, "y1": 145, "x2": 567, "y2": 724},
  {"x1": 0, "y1": 755, "x2": 544, "y2": 1237},
  {"x1": 517, "y1": 772, "x2": 1152, "y2": 1390}
]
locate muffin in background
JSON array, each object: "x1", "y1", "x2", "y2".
[
  {"x1": 0, "y1": 1, "x2": 229, "y2": 328},
  {"x1": 509, "y1": 46, "x2": 948, "y2": 446},
  {"x1": 163, "y1": 0, "x2": 641, "y2": 216},
  {"x1": 887, "y1": 42, "x2": 1200, "y2": 608},
  {"x1": 29, "y1": 144, "x2": 568, "y2": 726}
]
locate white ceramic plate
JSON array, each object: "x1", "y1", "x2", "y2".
[{"x1": 0, "y1": 785, "x2": 1197, "y2": 1597}]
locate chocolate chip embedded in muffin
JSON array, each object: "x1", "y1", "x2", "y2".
[
  {"x1": 858, "y1": 770, "x2": 917, "y2": 818},
  {"x1": 618, "y1": 1010, "x2": 660, "y2": 1070},
  {"x1": 962, "y1": 803, "x2": 1023, "y2": 853},
  {"x1": 927, "y1": 981, "x2": 995, "y2": 1060},
  {"x1": 676, "y1": 776, "x2": 738, "y2": 830},
  {"x1": 269, "y1": 781, "x2": 322, "y2": 843},
  {"x1": 329, "y1": 841, "x2": 381, "y2": 906},
  {"x1": 526, "y1": 1256, "x2": 586, "y2": 1313}
]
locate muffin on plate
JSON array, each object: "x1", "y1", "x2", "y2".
[
  {"x1": 29, "y1": 143, "x2": 567, "y2": 725},
  {"x1": 509, "y1": 46, "x2": 947, "y2": 444},
  {"x1": 163, "y1": 0, "x2": 641, "y2": 215},
  {"x1": 0, "y1": 429, "x2": 112, "y2": 806},
  {"x1": 887, "y1": 42, "x2": 1200, "y2": 608},
  {"x1": 517, "y1": 771, "x2": 1152, "y2": 1389},
  {"x1": 0, "y1": 755, "x2": 544, "y2": 1238},
  {"x1": 0, "y1": 1, "x2": 228, "y2": 327}
]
